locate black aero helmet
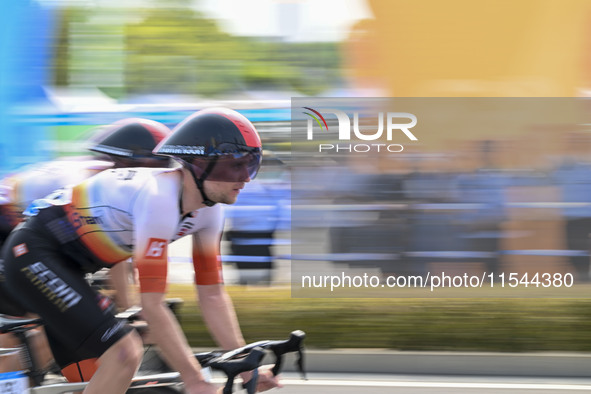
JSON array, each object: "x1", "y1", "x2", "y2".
[
  {"x1": 153, "y1": 107, "x2": 263, "y2": 206},
  {"x1": 89, "y1": 118, "x2": 171, "y2": 161}
]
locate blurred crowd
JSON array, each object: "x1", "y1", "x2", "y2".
[{"x1": 288, "y1": 136, "x2": 591, "y2": 285}]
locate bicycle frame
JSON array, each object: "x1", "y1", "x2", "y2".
[{"x1": 0, "y1": 314, "x2": 306, "y2": 394}]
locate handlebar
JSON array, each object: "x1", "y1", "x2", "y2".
[
  {"x1": 194, "y1": 330, "x2": 307, "y2": 393},
  {"x1": 116, "y1": 305, "x2": 307, "y2": 392},
  {"x1": 262, "y1": 329, "x2": 307, "y2": 378},
  {"x1": 205, "y1": 347, "x2": 265, "y2": 394}
]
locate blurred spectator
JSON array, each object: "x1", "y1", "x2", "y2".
[
  {"x1": 403, "y1": 169, "x2": 466, "y2": 276},
  {"x1": 225, "y1": 151, "x2": 288, "y2": 285},
  {"x1": 455, "y1": 140, "x2": 508, "y2": 276},
  {"x1": 553, "y1": 134, "x2": 591, "y2": 282}
]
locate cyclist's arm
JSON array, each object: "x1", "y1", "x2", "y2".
[
  {"x1": 132, "y1": 173, "x2": 217, "y2": 393},
  {"x1": 191, "y1": 209, "x2": 245, "y2": 350},
  {"x1": 197, "y1": 284, "x2": 281, "y2": 391},
  {"x1": 197, "y1": 283, "x2": 245, "y2": 350},
  {"x1": 192, "y1": 225, "x2": 281, "y2": 391},
  {"x1": 140, "y1": 292, "x2": 215, "y2": 392},
  {"x1": 108, "y1": 260, "x2": 136, "y2": 311}
]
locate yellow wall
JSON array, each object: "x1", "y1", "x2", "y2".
[{"x1": 348, "y1": 0, "x2": 591, "y2": 97}]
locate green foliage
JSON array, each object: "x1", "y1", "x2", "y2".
[
  {"x1": 52, "y1": 7, "x2": 89, "y2": 87},
  {"x1": 53, "y1": 4, "x2": 342, "y2": 97},
  {"x1": 170, "y1": 284, "x2": 591, "y2": 352}
]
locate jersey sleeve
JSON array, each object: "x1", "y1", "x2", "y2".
[
  {"x1": 132, "y1": 172, "x2": 180, "y2": 293},
  {"x1": 0, "y1": 182, "x2": 12, "y2": 205},
  {"x1": 0, "y1": 176, "x2": 24, "y2": 227},
  {"x1": 192, "y1": 206, "x2": 224, "y2": 285}
]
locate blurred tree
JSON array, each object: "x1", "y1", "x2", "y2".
[{"x1": 51, "y1": 2, "x2": 342, "y2": 98}]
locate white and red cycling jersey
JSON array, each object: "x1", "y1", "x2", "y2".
[
  {"x1": 0, "y1": 158, "x2": 113, "y2": 229},
  {"x1": 23, "y1": 167, "x2": 224, "y2": 293}
]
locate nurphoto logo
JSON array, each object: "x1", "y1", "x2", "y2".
[{"x1": 303, "y1": 107, "x2": 418, "y2": 153}]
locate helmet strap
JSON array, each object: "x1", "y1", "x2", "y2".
[
  {"x1": 184, "y1": 158, "x2": 219, "y2": 207},
  {"x1": 196, "y1": 178, "x2": 216, "y2": 207}
]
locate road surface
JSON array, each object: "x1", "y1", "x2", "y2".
[{"x1": 216, "y1": 372, "x2": 591, "y2": 393}]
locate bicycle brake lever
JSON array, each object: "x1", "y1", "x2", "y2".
[
  {"x1": 270, "y1": 330, "x2": 306, "y2": 377},
  {"x1": 208, "y1": 347, "x2": 265, "y2": 394}
]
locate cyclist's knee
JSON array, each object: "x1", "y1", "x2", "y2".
[
  {"x1": 122, "y1": 330, "x2": 144, "y2": 367},
  {"x1": 112, "y1": 330, "x2": 143, "y2": 370},
  {"x1": 96, "y1": 329, "x2": 143, "y2": 379}
]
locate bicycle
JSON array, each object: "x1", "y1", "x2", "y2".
[{"x1": 0, "y1": 311, "x2": 306, "y2": 394}]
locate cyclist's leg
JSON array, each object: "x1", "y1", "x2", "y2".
[
  {"x1": 0, "y1": 326, "x2": 54, "y2": 374},
  {"x1": 0, "y1": 332, "x2": 21, "y2": 372},
  {"x1": 49, "y1": 327, "x2": 143, "y2": 393},
  {"x1": 84, "y1": 331, "x2": 143, "y2": 394},
  {"x1": 0, "y1": 271, "x2": 29, "y2": 374},
  {"x1": 0, "y1": 243, "x2": 29, "y2": 317},
  {"x1": 2, "y1": 228, "x2": 143, "y2": 392}
]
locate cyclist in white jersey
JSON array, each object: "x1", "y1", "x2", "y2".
[
  {"x1": 0, "y1": 159, "x2": 112, "y2": 243},
  {"x1": 0, "y1": 108, "x2": 279, "y2": 394},
  {"x1": 0, "y1": 118, "x2": 172, "y2": 378},
  {"x1": 0, "y1": 118, "x2": 172, "y2": 244}
]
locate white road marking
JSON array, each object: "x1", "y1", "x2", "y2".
[{"x1": 275, "y1": 378, "x2": 591, "y2": 391}]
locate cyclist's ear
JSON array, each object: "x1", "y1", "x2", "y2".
[{"x1": 61, "y1": 358, "x2": 99, "y2": 382}]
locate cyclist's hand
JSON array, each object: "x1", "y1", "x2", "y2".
[{"x1": 255, "y1": 364, "x2": 283, "y2": 392}]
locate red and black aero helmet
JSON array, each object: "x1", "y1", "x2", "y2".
[
  {"x1": 89, "y1": 118, "x2": 171, "y2": 164},
  {"x1": 153, "y1": 107, "x2": 263, "y2": 206}
]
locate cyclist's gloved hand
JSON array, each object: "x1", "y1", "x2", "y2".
[{"x1": 242, "y1": 364, "x2": 282, "y2": 392}]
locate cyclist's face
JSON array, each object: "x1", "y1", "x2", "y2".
[{"x1": 203, "y1": 178, "x2": 248, "y2": 205}]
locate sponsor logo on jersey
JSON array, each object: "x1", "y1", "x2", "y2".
[
  {"x1": 144, "y1": 238, "x2": 167, "y2": 259},
  {"x1": 21, "y1": 262, "x2": 82, "y2": 312},
  {"x1": 101, "y1": 320, "x2": 125, "y2": 342},
  {"x1": 67, "y1": 209, "x2": 105, "y2": 230},
  {"x1": 12, "y1": 243, "x2": 28, "y2": 257},
  {"x1": 97, "y1": 294, "x2": 113, "y2": 312},
  {"x1": 78, "y1": 215, "x2": 104, "y2": 225}
]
